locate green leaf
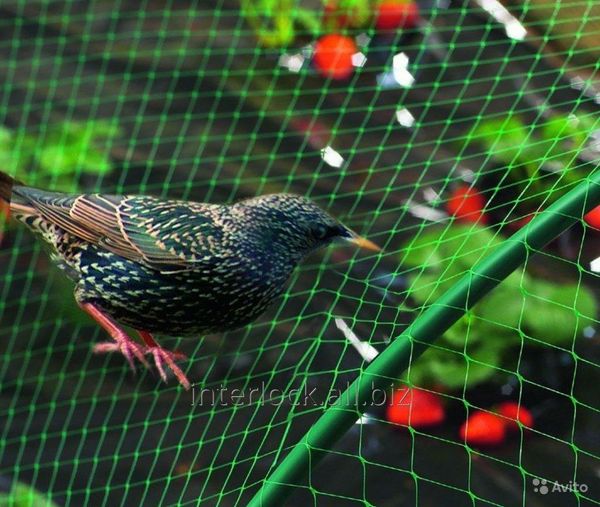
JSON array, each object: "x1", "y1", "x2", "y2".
[
  {"x1": 0, "y1": 481, "x2": 60, "y2": 507},
  {"x1": 522, "y1": 280, "x2": 597, "y2": 346},
  {"x1": 37, "y1": 145, "x2": 75, "y2": 175},
  {"x1": 406, "y1": 272, "x2": 445, "y2": 305},
  {"x1": 0, "y1": 125, "x2": 13, "y2": 145},
  {"x1": 27, "y1": 119, "x2": 118, "y2": 180},
  {"x1": 0, "y1": 127, "x2": 24, "y2": 174},
  {"x1": 463, "y1": 341, "x2": 507, "y2": 387},
  {"x1": 469, "y1": 116, "x2": 530, "y2": 165},
  {"x1": 474, "y1": 281, "x2": 524, "y2": 331},
  {"x1": 79, "y1": 148, "x2": 113, "y2": 174},
  {"x1": 408, "y1": 341, "x2": 506, "y2": 389},
  {"x1": 402, "y1": 224, "x2": 505, "y2": 280},
  {"x1": 399, "y1": 223, "x2": 596, "y2": 389},
  {"x1": 541, "y1": 114, "x2": 598, "y2": 157},
  {"x1": 444, "y1": 316, "x2": 472, "y2": 347}
]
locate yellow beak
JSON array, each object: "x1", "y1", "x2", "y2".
[{"x1": 348, "y1": 235, "x2": 382, "y2": 252}]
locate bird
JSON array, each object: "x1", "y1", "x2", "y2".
[{"x1": 0, "y1": 170, "x2": 380, "y2": 389}]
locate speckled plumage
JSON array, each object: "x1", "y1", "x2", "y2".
[
  {"x1": 10, "y1": 191, "x2": 351, "y2": 334},
  {"x1": 0, "y1": 171, "x2": 379, "y2": 387}
]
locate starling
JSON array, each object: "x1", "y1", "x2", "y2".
[{"x1": 0, "y1": 170, "x2": 379, "y2": 389}]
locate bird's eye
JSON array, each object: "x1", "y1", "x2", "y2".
[{"x1": 313, "y1": 224, "x2": 329, "y2": 240}]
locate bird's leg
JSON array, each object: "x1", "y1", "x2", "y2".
[
  {"x1": 137, "y1": 331, "x2": 190, "y2": 390},
  {"x1": 80, "y1": 302, "x2": 149, "y2": 371}
]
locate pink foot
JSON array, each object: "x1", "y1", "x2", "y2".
[
  {"x1": 138, "y1": 331, "x2": 191, "y2": 390},
  {"x1": 147, "y1": 347, "x2": 190, "y2": 390},
  {"x1": 93, "y1": 338, "x2": 149, "y2": 372},
  {"x1": 80, "y1": 302, "x2": 149, "y2": 372},
  {"x1": 79, "y1": 303, "x2": 191, "y2": 389}
]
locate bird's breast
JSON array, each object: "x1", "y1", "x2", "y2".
[{"x1": 76, "y1": 247, "x2": 294, "y2": 336}]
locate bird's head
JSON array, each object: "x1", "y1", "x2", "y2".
[{"x1": 234, "y1": 194, "x2": 380, "y2": 261}]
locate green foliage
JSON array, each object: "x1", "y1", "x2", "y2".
[
  {"x1": 522, "y1": 279, "x2": 597, "y2": 345},
  {"x1": 0, "y1": 481, "x2": 59, "y2": 507},
  {"x1": 0, "y1": 120, "x2": 119, "y2": 192},
  {"x1": 469, "y1": 116, "x2": 532, "y2": 168},
  {"x1": 461, "y1": 112, "x2": 600, "y2": 210},
  {"x1": 240, "y1": 0, "x2": 374, "y2": 47},
  {"x1": 402, "y1": 224, "x2": 597, "y2": 389},
  {"x1": 241, "y1": 0, "x2": 297, "y2": 48}
]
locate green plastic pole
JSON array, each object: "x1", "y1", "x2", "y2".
[{"x1": 247, "y1": 172, "x2": 600, "y2": 507}]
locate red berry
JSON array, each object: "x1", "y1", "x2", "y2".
[
  {"x1": 460, "y1": 411, "x2": 506, "y2": 447},
  {"x1": 376, "y1": 1, "x2": 420, "y2": 31},
  {"x1": 584, "y1": 205, "x2": 600, "y2": 229},
  {"x1": 386, "y1": 386, "x2": 445, "y2": 428},
  {"x1": 496, "y1": 401, "x2": 533, "y2": 431},
  {"x1": 446, "y1": 185, "x2": 488, "y2": 223},
  {"x1": 313, "y1": 34, "x2": 357, "y2": 80}
]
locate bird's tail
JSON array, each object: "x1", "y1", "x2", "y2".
[
  {"x1": 0, "y1": 170, "x2": 30, "y2": 242},
  {"x1": 0, "y1": 170, "x2": 14, "y2": 206},
  {"x1": 0, "y1": 169, "x2": 16, "y2": 222},
  {"x1": 0, "y1": 170, "x2": 15, "y2": 243}
]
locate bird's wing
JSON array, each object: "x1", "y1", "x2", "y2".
[{"x1": 16, "y1": 189, "x2": 225, "y2": 271}]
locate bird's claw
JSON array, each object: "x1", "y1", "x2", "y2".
[
  {"x1": 146, "y1": 347, "x2": 190, "y2": 390},
  {"x1": 93, "y1": 336, "x2": 149, "y2": 371},
  {"x1": 82, "y1": 303, "x2": 189, "y2": 388}
]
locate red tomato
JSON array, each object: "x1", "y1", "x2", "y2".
[
  {"x1": 459, "y1": 411, "x2": 506, "y2": 446},
  {"x1": 446, "y1": 184, "x2": 488, "y2": 223},
  {"x1": 313, "y1": 34, "x2": 357, "y2": 80},
  {"x1": 376, "y1": 1, "x2": 420, "y2": 31},
  {"x1": 496, "y1": 401, "x2": 533, "y2": 431},
  {"x1": 584, "y1": 205, "x2": 600, "y2": 229},
  {"x1": 386, "y1": 386, "x2": 445, "y2": 428}
]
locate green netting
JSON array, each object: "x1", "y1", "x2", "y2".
[{"x1": 0, "y1": 1, "x2": 599, "y2": 506}]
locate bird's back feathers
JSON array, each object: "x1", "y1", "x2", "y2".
[{"x1": 7, "y1": 181, "x2": 226, "y2": 271}]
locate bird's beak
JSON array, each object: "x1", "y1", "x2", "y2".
[{"x1": 347, "y1": 234, "x2": 382, "y2": 252}]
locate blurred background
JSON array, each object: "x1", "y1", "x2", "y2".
[{"x1": 0, "y1": 0, "x2": 599, "y2": 505}]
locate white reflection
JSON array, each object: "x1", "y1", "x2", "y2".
[
  {"x1": 355, "y1": 414, "x2": 376, "y2": 425},
  {"x1": 278, "y1": 53, "x2": 304, "y2": 73},
  {"x1": 459, "y1": 168, "x2": 476, "y2": 182},
  {"x1": 588, "y1": 130, "x2": 600, "y2": 152},
  {"x1": 571, "y1": 76, "x2": 585, "y2": 90},
  {"x1": 475, "y1": 0, "x2": 527, "y2": 40},
  {"x1": 504, "y1": 19, "x2": 527, "y2": 40},
  {"x1": 396, "y1": 108, "x2": 415, "y2": 127},
  {"x1": 406, "y1": 202, "x2": 447, "y2": 222},
  {"x1": 352, "y1": 52, "x2": 367, "y2": 67},
  {"x1": 570, "y1": 76, "x2": 600, "y2": 104},
  {"x1": 423, "y1": 187, "x2": 440, "y2": 203},
  {"x1": 335, "y1": 317, "x2": 379, "y2": 362},
  {"x1": 356, "y1": 33, "x2": 371, "y2": 47},
  {"x1": 321, "y1": 145, "x2": 344, "y2": 168},
  {"x1": 393, "y1": 52, "x2": 415, "y2": 87},
  {"x1": 590, "y1": 256, "x2": 600, "y2": 273}
]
